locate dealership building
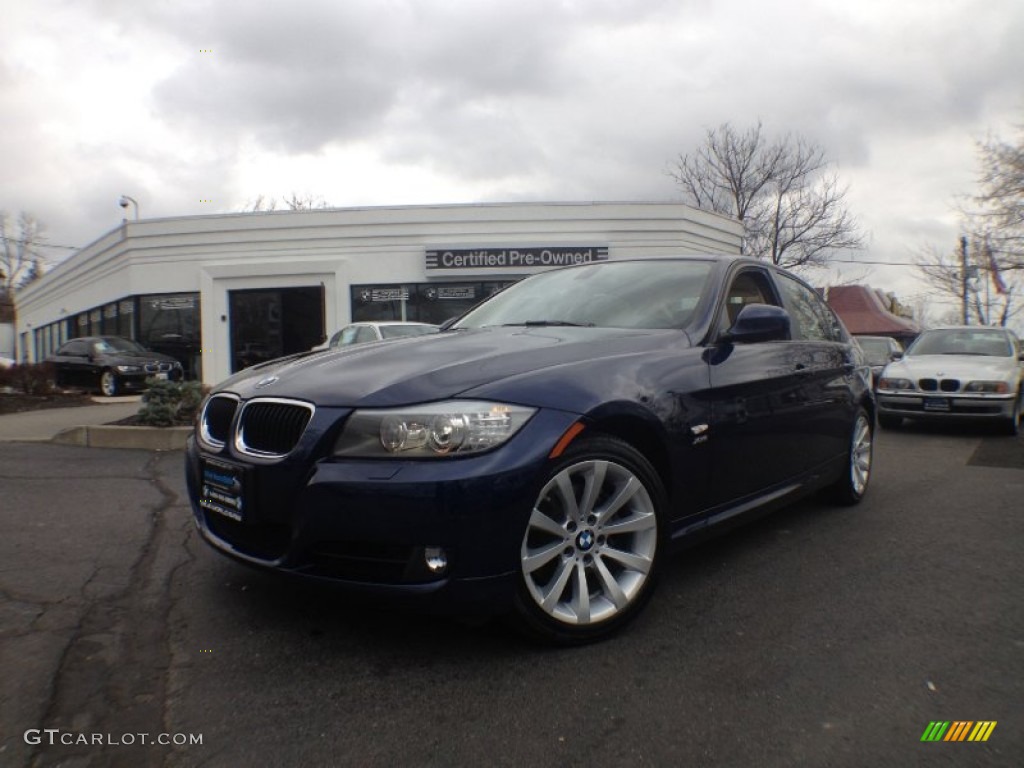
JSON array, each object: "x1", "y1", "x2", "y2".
[{"x1": 14, "y1": 202, "x2": 743, "y2": 386}]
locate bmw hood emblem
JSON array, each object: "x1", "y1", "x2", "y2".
[{"x1": 255, "y1": 375, "x2": 279, "y2": 389}]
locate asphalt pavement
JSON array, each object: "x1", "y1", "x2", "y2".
[{"x1": 1, "y1": 422, "x2": 1021, "y2": 767}]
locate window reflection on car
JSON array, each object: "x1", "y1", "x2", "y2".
[{"x1": 321, "y1": 322, "x2": 439, "y2": 350}]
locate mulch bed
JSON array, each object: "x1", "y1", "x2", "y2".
[{"x1": 0, "y1": 392, "x2": 97, "y2": 415}]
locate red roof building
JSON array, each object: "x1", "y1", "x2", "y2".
[{"x1": 825, "y1": 285, "x2": 921, "y2": 344}]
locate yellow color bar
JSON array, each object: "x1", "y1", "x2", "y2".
[{"x1": 968, "y1": 721, "x2": 997, "y2": 742}]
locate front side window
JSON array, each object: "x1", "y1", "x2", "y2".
[
  {"x1": 721, "y1": 270, "x2": 779, "y2": 327},
  {"x1": 354, "y1": 326, "x2": 378, "y2": 344}
]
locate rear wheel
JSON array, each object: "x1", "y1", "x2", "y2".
[
  {"x1": 513, "y1": 435, "x2": 665, "y2": 645},
  {"x1": 99, "y1": 369, "x2": 119, "y2": 397},
  {"x1": 828, "y1": 407, "x2": 873, "y2": 506}
]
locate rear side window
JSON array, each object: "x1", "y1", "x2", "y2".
[{"x1": 776, "y1": 273, "x2": 841, "y2": 342}]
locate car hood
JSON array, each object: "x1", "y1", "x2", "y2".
[
  {"x1": 883, "y1": 354, "x2": 1018, "y2": 382},
  {"x1": 218, "y1": 327, "x2": 691, "y2": 407}
]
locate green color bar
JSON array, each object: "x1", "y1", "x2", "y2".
[{"x1": 921, "y1": 721, "x2": 950, "y2": 742}]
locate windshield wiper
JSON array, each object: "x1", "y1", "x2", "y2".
[{"x1": 502, "y1": 320, "x2": 595, "y2": 327}]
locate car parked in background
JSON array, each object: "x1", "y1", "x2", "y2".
[
  {"x1": 876, "y1": 325, "x2": 1023, "y2": 434},
  {"x1": 855, "y1": 335, "x2": 904, "y2": 388},
  {"x1": 315, "y1": 321, "x2": 439, "y2": 351},
  {"x1": 49, "y1": 336, "x2": 184, "y2": 396},
  {"x1": 186, "y1": 256, "x2": 874, "y2": 643}
]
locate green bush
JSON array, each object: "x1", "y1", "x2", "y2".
[
  {"x1": 0, "y1": 362, "x2": 55, "y2": 395},
  {"x1": 136, "y1": 379, "x2": 205, "y2": 427}
]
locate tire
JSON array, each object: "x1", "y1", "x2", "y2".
[
  {"x1": 1001, "y1": 391, "x2": 1021, "y2": 437},
  {"x1": 828, "y1": 407, "x2": 873, "y2": 506},
  {"x1": 99, "y1": 369, "x2": 119, "y2": 397},
  {"x1": 512, "y1": 435, "x2": 665, "y2": 645},
  {"x1": 877, "y1": 413, "x2": 902, "y2": 430}
]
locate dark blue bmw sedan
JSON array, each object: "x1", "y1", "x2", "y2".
[{"x1": 185, "y1": 257, "x2": 874, "y2": 643}]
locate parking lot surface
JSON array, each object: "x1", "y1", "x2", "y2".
[{"x1": 1, "y1": 425, "x2": 1022, "y2": 767}]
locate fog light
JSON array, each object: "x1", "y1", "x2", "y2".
[{"x1": 424, "y1": 546, "x2": 448, "y2": 574}]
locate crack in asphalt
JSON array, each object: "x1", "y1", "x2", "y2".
[{"x1": 28, "y1": 452, "x2": 188, "y2": 768}]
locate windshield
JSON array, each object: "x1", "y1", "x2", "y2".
[
  {"x1": 454, "y1": 260, "x2": 714, "y2": 330},
  {"x1": 906, "y1": 329, "x2": 1012, "y2": 358},
  {"x1": 94, "y1": 338, "x2": 150, "y2": 355},
  {"x1": 857, "y1": 337, "x2": 894, "y2": 364},
  {"x1": 380, "y1": 325, "x2": 438, "y2": 339}
]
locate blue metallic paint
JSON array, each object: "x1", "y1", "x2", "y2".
[{"x1": 185, "y1": 256, "x2": 873, "y2": 617}]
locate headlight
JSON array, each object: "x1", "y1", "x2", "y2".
[
  {"x1": 333, "y1": 400, "x2": 536, "y2": 458},
  {"x1": 964, "y1": 380, "x2": 1009, "y2": 394},
  {"x1": 878, "y1": 377, "x2": 914, "y2": 391},
  {"x1": 116, "y1": 365, "x2": 142, "y2": 373}
]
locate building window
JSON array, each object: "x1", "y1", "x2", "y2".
[
  {"x1": 350, "y1": 281, "x2": 517, "y2": 326},
  {"x1": 117, "y1": 299, "x2": 135, "y2": 338},
  {"x1": 138, "y1": 293, "x2": 201, "y2": 380}
]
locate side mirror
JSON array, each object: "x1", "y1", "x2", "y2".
[
  {"x1": 891, "y1": 350, "x2": 904, "y2": 361},
  {"x1": 721, "y1": 303, "x2": 791, "y2": 343}
]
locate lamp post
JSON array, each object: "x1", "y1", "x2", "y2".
[{"x1": 119, "y1": 195, "x2": 139, "y2": 221}]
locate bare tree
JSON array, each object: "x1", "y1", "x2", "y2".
[
  {"x1": 0, "y1": 211, "x2": 46, "y2": 300},
  {"x1": 915, "y1": 239, "x2": 1021, "y2": 327},
  {"x1": 669, "y1": 121, "x2": 865, "y2": 269},
  {"x1": 972, "y1": 126, "x2": 1024, "y2": 269},
  {"x1": 240, "y1": 193, "x2": 331, "y2": 212}
]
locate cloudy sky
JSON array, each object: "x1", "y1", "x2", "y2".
[{"x1": 3, "y1": 0, "x2": 1022, "y2": 319}]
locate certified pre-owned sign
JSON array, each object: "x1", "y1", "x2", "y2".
[{"x1": 426, "y1": 247, "x2": 609, "y2": 271}]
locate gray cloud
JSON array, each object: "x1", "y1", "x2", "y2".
[{"x1": 3, "y1": 0, "x2": 1023, "y2": 302}]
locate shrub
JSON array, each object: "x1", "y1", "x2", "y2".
[
  {"x1": 136, "y1": 379, "x2": 205, "y2": 427},
  {"x1": 0, "y1": 362, "x2": 56, "y2": 395}
]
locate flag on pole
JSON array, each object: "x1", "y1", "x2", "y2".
[{"x1": 985, "y1": 242, "x2": 1008, "y2": 295}]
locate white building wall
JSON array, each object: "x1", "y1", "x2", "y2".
[{"x1": 16, "y1": 202, "x2": 742, "y2": 384}]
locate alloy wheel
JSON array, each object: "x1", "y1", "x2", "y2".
[
  {"x1": 520, "y1": 457, "x2": 658, "y2": 627},
  {"x1": 100, "y1": 370, "x2": 118, "y2": 397},
  {"x1": 850, "y1": 413, "x2": 872, "y2": 496}
]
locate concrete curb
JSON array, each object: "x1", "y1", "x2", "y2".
[{"x1": 52, "y1": 425, "x2": 193, "y2": 451}]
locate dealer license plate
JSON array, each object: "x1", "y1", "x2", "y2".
[
  {"x1": 923, "y1": 397, "x2": 951, "y2": 412},
  {"x1": 199, "y1": 458, "x2": 247, "y2": 522}
]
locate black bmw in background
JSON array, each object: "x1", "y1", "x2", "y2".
[
  {"x1": 186, "y1": 257, "x2": 874, "y2": 643},
  {"x1": 49, "y1": 335, "x2": 184, "y2": 396}
]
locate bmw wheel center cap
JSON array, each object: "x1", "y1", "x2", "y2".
[{"x1": 576, "y1": 529, "x2": 595, "y2": 552}]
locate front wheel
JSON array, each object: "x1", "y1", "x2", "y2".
[
  {"x1": 827, "y1": 407, "x2": 873, "y2": 506},
  {"x1": 1001, "y1": 391, "x2": 1021, "y2": 436},
  {"x1": 512, "y1": 435, "x2": 665, "y2": 645},
  {"x1": 99, "y1": 369, "x2": 119, "y2": 397}
]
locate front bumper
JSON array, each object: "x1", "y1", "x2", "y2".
[
  {"x1": 119, "y1": 368, "x2": 184, "y2": 391},
  {"x1": 876, "y1": 391, "x2": 1017, "y2": 421},
  {"x1": 184, "y1": 406, "x2": 580, "y2": 611}
]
